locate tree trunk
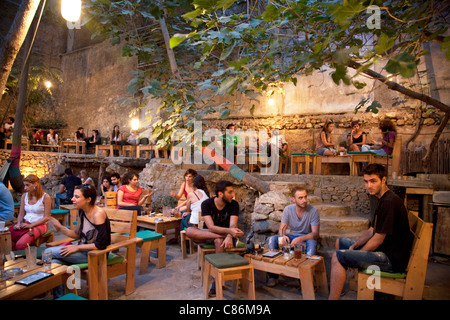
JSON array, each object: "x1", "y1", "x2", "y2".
[
  {"x1": 422, "y1": 112, "x2": 450, "y2": 172},
  {"x1": 0, "y1": 0, "x2": 41, "y2": 103}
]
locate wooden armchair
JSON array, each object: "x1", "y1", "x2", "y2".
[
  {"x1": 47, "y1": 208, "x2": 139, "y2": 300},
  {"x1": 105, "y1": 191, "x2": 117, "y2": 208},
  {"x1": 357, "y1": 211, "x2": 433, "y2": 300}
]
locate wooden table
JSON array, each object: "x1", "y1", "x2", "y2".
[
  {"x1": 95, "y1": 144, "x2": 122, "y2": 157},
  {"x1": 314, "y1": 155, "x2": 353, "y2": 175},
  {"x1": 137, "y1": 215, "x2": 181, "y2": 237},
  {"x1": 136, "y1": 145, "x2": 153, "y2": 158},
  {"x1": 0, "y1": 231, "x2": 12, "y2": 255},
  {"x1": 122, "y1": 145, "x2": 137, "y2": 157},
  {"x1": 30, "y1": 144, "x2": 61, "y2": 152},
  {"x1": 0, "y1": 258, "x2": 71, "y2": 300},
  {"x1": 61, "y1": 140, "x2": 86, "y2": 154},
  {"x1": 4, "y1": 138, "x2": 30, "y2": 150},
  {"x1": 60, "y1": 204, "x2": 78, "y2": 230},
  {"x1": 244, "y1": 251, "x2": 328, "y2": 300}
]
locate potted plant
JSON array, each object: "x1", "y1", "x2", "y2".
[{"x1": 161, "y1": 195, "x2": 177, "y2": 217}]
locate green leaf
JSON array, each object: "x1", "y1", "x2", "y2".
[
  {"x1": 385, "y1": 52, "x2": 417, "y2": 78},
  {"x1": 262, "y1": 4, "x2": 280, "y2": 22},
  {"x1": 170, "y1": 34, "x2": 188, "y2": 49},
  {"x1": 366, "y1": 100, "x2": 382, "y2": 114},
  {"x1": 375, "y1": 34, "x2": 395, "y2": 54}
]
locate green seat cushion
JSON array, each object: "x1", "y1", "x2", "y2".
[
  {"x1": 14, "y1": 202, "x2": 20, "y2": 207},
  {"x1": 14, "y1": 246, "x2": 47, "y2": 259},
  {"x1": 51, "y1": 209, "x2": 69, "y2": 215},
  {"x1": 72, "y1": 252, "x2": 124, "y2": 270},
  {"x1": 136, "y1": 230, "x2": 163, "y2": 241},
  {"x1": 291, "y1": 152, "x2": 317, "y2": 156},
  {"x1": 56, "y1": 293, "x2": 87, "y2": 300},
  {"x1": 200, "y1": 240, "x2": 245, "y2": 249},
  {"x1": 348, "y1": 151, "x2": 373, "y2": 155},
  {"x1": 362, "y1": 268, "x2": 406, "y2": 279},
  {"x1": 205, "y1": 252, "x2": 249, "y2": 269}
]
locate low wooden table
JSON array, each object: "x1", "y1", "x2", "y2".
[
  {"x1": 30, "y1": 144, "x2": 61, "y2": 152},
  {"x1": 95, "y1": 144, "x2": 122, "y2": 157},
  {"x1": 314, "y1": 155, "x2": 352, "y2": 175},
  {"x1": 60, "y1": 204, "x2": 78, "y2": 230},
  {"x1": 136, "y1": 145, "x2": 153, "y2": 158},
  {"x1": 0, "y1": 258, "x2": 71, "y2": 300},
  {"x1": 122, "y1": 145, "x2": 137, "y2": 157},
  {"x1": 244, "y1": 251, "x2": 328, "y2": 300},
  {"x1": 61, "y1": 140, "x2": 86, "y2": 154},
  {"x1": 137, "y1": 215, "x2": 181, "y2": 237},
  {"x1": 4, "y1": 138, "x2": 30, "y2": 150}
]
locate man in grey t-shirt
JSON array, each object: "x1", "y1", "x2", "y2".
[{"x1": 267, "y1": 187, "x2": 320, "y2": 286}]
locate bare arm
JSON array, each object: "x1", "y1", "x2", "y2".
[{"x1": 291, "y1": 224, "x2": 320, "y2": 245}]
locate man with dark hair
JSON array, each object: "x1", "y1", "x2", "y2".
[
  {"x1": 185, "y1": 180, "x2": 244, "y2": 296},
  {"x1": 186, "y1": 180, "x2": 243, "y2": 251},
  {"x1": 221, "y1": 123, "x2": 242, "y2": 164},
  {"x1": 328, "y1": 163, "x2": 414, "y2": 299},
  {"x1": 55, "y1": 168, "x2": 82, "y2": 208},
  {"x1": 110, "y1": 172, "x2": 122, "y2": 192},
  {"x1": 266, "y1": 186, "x2": 320, "y2": 287}
]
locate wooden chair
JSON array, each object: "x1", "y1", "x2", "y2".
[
  {"x1": 357, "y1": 211, "x2": 433, "y2": 300},
  {"x1": 105, "y1": 191, "x2": 117, "y2": 208},
  {"x1": 278, "y1": 143, "x2": 289, "y2": 173},
  {"x1": 290, "y1": 152, "x2": 316, "y2": 175},
  {"x1": 47, "y1": 208, "x2": 139, "y2": 300},
  {"x1": 202, "y1": 252, "x2": 255, "y2": 300}
]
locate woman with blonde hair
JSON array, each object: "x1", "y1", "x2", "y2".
[{"x1": 9, "y1": 174, "x2": 51, "y2": 250}]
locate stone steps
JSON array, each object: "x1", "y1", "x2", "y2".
[
  {"x1": 315, "y1": 203, "x2": 352, "y2": 217},
  {"x1": 320, "y1": 216, "x2": 370, "y2": 234}
]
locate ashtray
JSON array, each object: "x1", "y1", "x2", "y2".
[
  {"x1": 154, "y1": 218, "x2": 164, "y2": 222},
  {"x1": 2, "y1": 268, "x2": 23, "y2": 279}
]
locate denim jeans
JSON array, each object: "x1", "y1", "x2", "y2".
[
  {"x1": 54, "y1": 192, "x2": 67, "y2": 209},
  {"x1": 361, "y1": 145, "x2": 387, "y2": 156},
  {"x1": 335, "y1": 237, "x2": 393, "y2": 272},
  {"x1": 268, "y1": 234, "x2": 317, "y2": 255},
  {"x1": 44, "y1": 246, "x2": 88, "y2": 299}
]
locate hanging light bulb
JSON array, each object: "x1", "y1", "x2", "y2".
[
  {"x1": 131, "y1": 118, "x2": 140, "y2": 130},
  {"x1": 61, "y1": 0, "x2": 81, "y2": 22},
  {"x1": 44, "y1": 81, "x2": 52, "y2": 89}
]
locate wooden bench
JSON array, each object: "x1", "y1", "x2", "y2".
[
  {"x1": 370, "y1": 135, "x2": 402, "y2": 177},
  {"x1": 95, "y1": 144, "x2": 122, "y2": 157},
  {"x1": 357, "y1": 211, "x2": 433, "y2": 300},
  {"x1": 245, "y1": 251, "x2": 329, "y2": 300},
  {"x1": 30, "y1": 144, "x2": 61, "y2": 152}
]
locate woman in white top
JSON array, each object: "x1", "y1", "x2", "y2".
[
  {"x1": 175, "y1": 175, "x2": 210, "y2": 229},
  {"x1": 80, "y1": 170, "x2": 94, "y2": 186},
  {"x1": 10, "y1": 174, "x2": 51, "y2": 250},
  {"x1": 47, "y1": 129, "x2": 59, "y2": 146}
]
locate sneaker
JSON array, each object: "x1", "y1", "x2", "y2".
[{"x1": 267, "y1": 278, "x2": 278, "y2": 287}]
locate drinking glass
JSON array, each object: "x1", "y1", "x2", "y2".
[
  {"x1": 26, "y1": 246, "x2": 37, "y2": 268},
  {"x1": 283, "y1": 245, "x2": 291, "y2": 259},
  {"x1": 42, "y1": 251, "x2": 52, "y2": 271},
  {"x1": 294, "y1": 243, "x2": 305, "y2": 260}
]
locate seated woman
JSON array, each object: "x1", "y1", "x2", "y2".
[
  {"x1": 86, "y1": 129, "x2": 101, "y2": 148},
  {"x1": 117, "y1": 171, "x2": 152, "y2": 216},
  {"x1": 362, "y1": 118, "x2": 397, "y2": 156},
  {"x1": 174, "y1": 175, "x2": 210, "y2": 230},
  {"x1": 316, "y1": 120, "x2": 346, "y2": 156},
  {"x1": 32, "y1": 128, "x2": 44, "y2": 144},
  {"x1": 74, "y1": 127, "x2": 85, "y2": 141},
  {"x1": 110, "y1": 125, "x2": 122, "y2": 144},
  {"x1": 170, "y1": 169, "x2": 197, "y2": 205},
  {"x1": 9, "y1": 174, "x2": 51, "y2": 250},
  {"x1": 80, "y1": 170, "x2": 94, "y2": 186},
  {"x1": 347, "y1": 120, "x2": 367, "y2": 152},
  {"x1": 127, "y1": 130, "x2": 139, "y2": 145},
  {"x1": 44, "y1": 184, "x2": 111, "y2": 299},
  {"x1": 47, "y1": 129, "x2": 59, "y2": 146},
  {"x1": 101, "y1": 176, "x2": 114, "y2": 200}
]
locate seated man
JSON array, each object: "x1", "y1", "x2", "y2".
[
  {"x1": 110, "y1": 172, "x2": 122, "y2": 192},
  {"x1": 267, "y1": 186, "x2": 320, "y2": 287},
  {"x1": 55, "y1": 168, "x2": 82, "y2": 208},
  {"x1": 328, "y1": 163, "x2": 414, "y2": 299},
  {"x1": 185, "y1": 180, "x2": 244, "y2": 296},
  {"x1": 0, "y1": 181, "x2": 14, "y2": 222}
]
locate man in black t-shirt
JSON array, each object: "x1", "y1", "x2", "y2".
[
  {"x1": 55, "y1": 168, "x2": 82, "y2": 208},
  {"x1": 185, "y1": 180, "x2": 244, "y2": 252},
  {"x1": 328, "y1": 164, "x2": 414, "y2": 300}
]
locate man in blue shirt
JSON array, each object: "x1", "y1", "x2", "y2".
[
  {"x1": 0, "y1": 181, "x2": 14, "y2": 222},
  {"x1": 55, "y1": 168, "x2": 82, "y2": 208}
]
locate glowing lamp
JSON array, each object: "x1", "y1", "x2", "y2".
[
  {"x1": 61, "y1": 0, "x2": 81, "y2": 22},
  {"x1": 131, "y1": 118, "x2": 139, "y2": 130}
]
